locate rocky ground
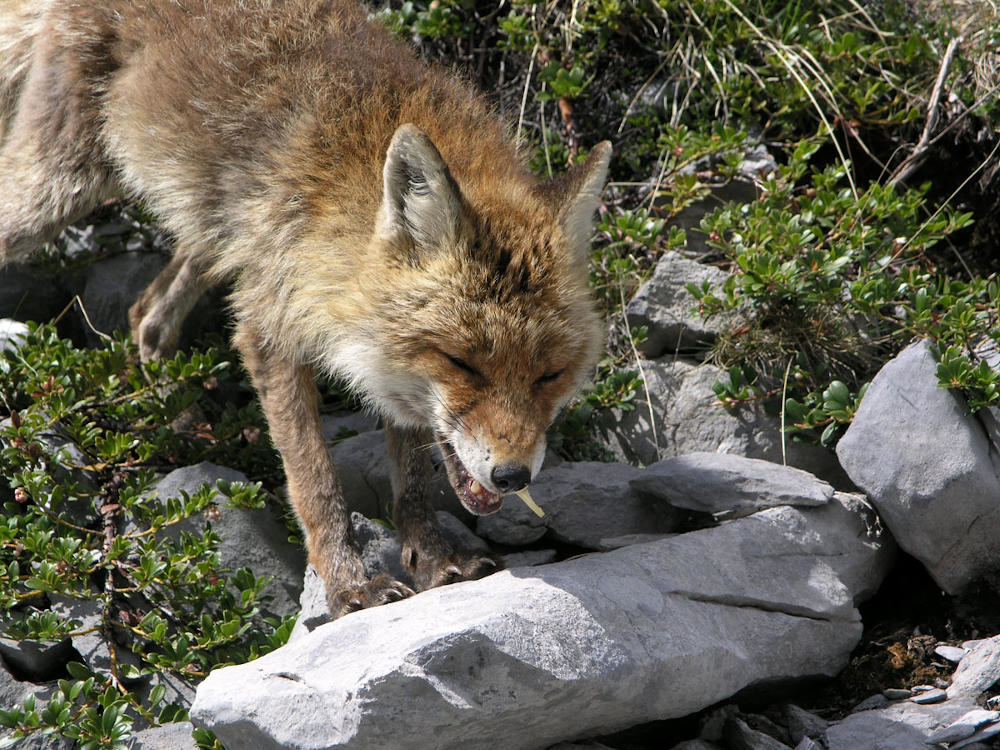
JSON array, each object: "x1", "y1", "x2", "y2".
[{"x1": 2, "y1": 201, "x2": 1000, "y2": 749}]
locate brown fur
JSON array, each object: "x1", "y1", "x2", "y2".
[{"x1": 0, "y1": 0, "x2": 610, "y2": 616}]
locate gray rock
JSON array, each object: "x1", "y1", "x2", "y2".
[
  {"x1": 77, "y1": 252, "x2": 167, "y2": 344},
  {"x1": 351, "y1": 512, "x2": 406, "y2": 580},
  {"x1": 910, "y1": 687, "x2": 947, "y2": 704},
  {"x1": 625, "y1": 251, "x2": 736, "y2": 358},
  {"x1": 951, "y1": 721, "x2": 1000, "y2": 749},
  {"x1": 779, "y1": 704, "x2": 827, "y2": 744},
  {"x1": 0, "y1": 318, "x2": 28, "y2": 352},
  {"x1": 882, "y1": 688, "x2": 912, "y2": 700},
  {"x1": 289, "y1": 565, "x2": 329, "y2": 641},
  {"x1": 320, "y1": 410, "x2": 379, "y2": 441},
  {"x1": 48, "y1": 595, "x2": 142, "y2": 681},
  {"x1": 436, "y1": 511, "x2": 491, "y2": 553},
  {"x1": 503, "y1": 549, "x2": 557, "y2": 568},
  {"x1": 670, "y1": 741, "x2": 724, "y2": 750},
  {"x1": 850, "y1": 694, "x2": 890, "y2": 712},
  {"x1": 936, "y1": 644, "x2": 969, "y2": 663},
  {"x1": 836, "y1": 339, "x2": 1000, "y2": 593},
  {"x1": 948, "y1": 635, "x2": 1000, "y2": 700},
  {"x1": 191, "y1": 501, "x2": 887, "y2": 749},
  {"x1": 630, "y1": 452, "x2": 834, "y2": 518},
  {"x1": 926, "y1": 708, "x2": 1000, "y2": 744},
  {"x1": 0, "y1": 264, "x2": 67, "y2": 323},
  {"x1": 723, "y1": 716, "x2": 792, "y2": 750},
  {"x1": 826, "y1": 699, "x2": 980, "y2": 749},
  {"x1": 0, "y1": 636, "x2": 74, "y2": 683},
  {"x1": 595, "y1": 533, "x2": 674, "y2": 551},
  {"x1": 150, "y1": 463, "x2": 306, "y2": 617},
  {"x1": 329, "y1": 430, "x2": 463, "y2": 520},
  {"x1": 0, "y1": 664, "x2": 53, "y2": 713},
  {"x1": 476, "y1": 461, "x2": 679, "y2": 549},
  {"x1": 792, "y1": 740, "x2": 821, "y2": 750},
  {"x1": 128, "y1": 721, "x2": 198, "y2": 750},
  {"x1": 594, "y1": 357, "x2": 848, "y2": 486}
]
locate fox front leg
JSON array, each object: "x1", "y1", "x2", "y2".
[
  {"x1": 385, "y1": 422, "x2": 502, "y2": 590},
  {"x1": 234, "y1": 322, "x2": 414, "y2": 618}
]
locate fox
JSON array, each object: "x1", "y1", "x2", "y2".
[{"x1": 0, "y1": 0, "x2": 611, "y2": 618}]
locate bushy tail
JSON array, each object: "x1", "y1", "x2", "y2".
[{"x1": 0, "y1": 0, "x2": 47, "y2": 145}]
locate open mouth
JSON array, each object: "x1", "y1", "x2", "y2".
[{"x1": 437, "y1": 437, "x2": 504, "y2": 515}]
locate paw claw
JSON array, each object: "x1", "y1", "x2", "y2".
[
  {"x1": 409, "y1": 550, "x2": 505, "y2": 590},
  {"x1": 329, "y1": 576, "x2": 416, "y2": 618}
]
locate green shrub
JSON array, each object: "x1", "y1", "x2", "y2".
[{"x1": 0, "y1": 325, "x2": 292, "y2": 748}]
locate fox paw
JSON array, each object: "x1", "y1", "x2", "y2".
[
  {"x1": 410, "y1": 550, "x2": 504, "y2": 591},
  {"x1": 328, "y1": 573, "x2": 415, "y2": 619}
]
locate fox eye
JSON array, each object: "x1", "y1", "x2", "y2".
[
  {"x1": 536, "y1": 370, "x2": 562, "y2": 385},
  {"x1": 445, "y1": 353, "x2": 480, "y2": 377}
]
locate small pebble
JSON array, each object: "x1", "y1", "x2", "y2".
[
  {"x1": 910, "y1": 687, "x2": 947, "y2": 704},
  {"x1": 851, "y1": 694, "x2": 889, "y2": 712},
  {"x1": 935, "y1": 645, "x2": 969, "y2": 663},
  {"x1": 882, "y1": 688, "x2": 912, "y2": 700}
]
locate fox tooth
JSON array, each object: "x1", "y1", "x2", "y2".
[{"x1": 470, "y1": 479, "x2": 482, "y2": 496}]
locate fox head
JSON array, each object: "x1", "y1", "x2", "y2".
[{"x1": 354, "y1": 123, "x2": 610, "y2": 516}]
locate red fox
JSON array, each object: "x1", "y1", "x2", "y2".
[{"x1": 0, "y1": 0, "x2": 610, "y2": 617}]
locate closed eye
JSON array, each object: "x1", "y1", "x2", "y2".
[
  {"x1": 446, "y1": 353, "x2": 481, "y2": 378},
  {"x1": 536, "y1": 370, "x2": 562, "y2": 385}
]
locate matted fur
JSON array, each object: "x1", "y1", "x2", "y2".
[{"x1": 0, "y1": 0, "x2": 611, "y2": 616}]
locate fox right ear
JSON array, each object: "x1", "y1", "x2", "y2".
[
  {"x1": 378, "y1": 124, "x2": 462, "y2": 258},
  {"x1": 534, "y1": 141, "x2": 612, "y2": 260}
]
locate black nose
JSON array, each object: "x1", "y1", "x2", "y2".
[{"x1": 491, "y1": 463, "x2": 531, "y2": 493}]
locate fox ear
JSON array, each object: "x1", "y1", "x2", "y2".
[
  {"x1": 379, "y1": 124, "x2": 461, "y2": 255},
  {"x1": 536, "y1": 141, "x2": 612, "y2": 257}
]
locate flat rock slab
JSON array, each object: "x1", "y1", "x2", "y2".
[
  {"x1": 630, "y1": 452, "x2": 834, "y2": 518},
  {"x1": 948, "y1": 635, "x2": 1000, "y2": 700},
  {"x1": 826, "y1": 698, "x2": 980, "y2": 750},
  {"x1": 191, "y1": 500, "x2": 890, "y2": 749},
  {"x1": 837, "y1": 339, "x2": 1000, "y2": 593},
  {"x1": 476, "y1": 461, "x2": 678, "y2": 548}
]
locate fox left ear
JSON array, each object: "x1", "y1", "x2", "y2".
[
  {"x1": 536, "y1": 141, "x2": 612, "y2": 258},
  {"x1": 378, "y1": 124, "x2": 462, "y2": 258}
]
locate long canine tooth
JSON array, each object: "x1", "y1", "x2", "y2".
[{"x1": 470, "y1": 479, "x2": 482, "y2": 496}]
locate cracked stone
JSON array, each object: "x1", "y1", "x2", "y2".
[{"x1": 191, "y1": 498, "x2": 888, "y2": 748}]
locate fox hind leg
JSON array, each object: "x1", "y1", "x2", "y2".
[
  {"x1": 234, "y1": 321, "x2": 415, "y2": 618},
  {"x1": 129, "y1": 250, "x2": 210, "y2": 361},
  {"x1": 0, "y1": 37, "x2": 117, "y2": 265},
  {"x1": 386, "y1": 423, "x2": 502, "y2": 590}
]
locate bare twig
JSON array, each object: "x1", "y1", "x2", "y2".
[{"x1": 889, "y1": 38, "x2": 960, "y2": 186}]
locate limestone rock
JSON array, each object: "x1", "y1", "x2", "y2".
[
  {"x1": 0, "y1": 265, "x2": 67, "y2": 324},
  {"x1": 948, "y1": 635, "x2": 1000, "y2": 700},
  {"x1": 593, "y1": 357, "x2": 847, "y2": 486},
  {"x1": 0, "y1": 318, "x2": 29, "y2": 352},
  {"x1": 630, "y1": 452, "x2": 834, "y2": 518},
  {"x1": 150, "y1": 463, "x2": 306, "y2": 617},
  {"x1": 625, "y1": 251, "x2": 736, "y2": 358},
  {"x1": 191, "y1": 500, "x2": 890, "y2": 749},
  {"x1": 837, "y1": 339, "x2": 1000, "y2": 593},
  {"x1": 128, "y1": 721, "x2": 198, "y2": 750},
  {"x1": 329, "y1": 430, "x2": 463, "y2": 520},
  {"x1": 825, "y1": 699, "x2": 980, "y2": 749},
  {"x1": 476, "y1": 461, "x2": 678, "y2": 549}
]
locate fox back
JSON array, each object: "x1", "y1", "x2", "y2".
[{"x1": 0, "y1": 0, "x2": 610, "y2": 611}]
